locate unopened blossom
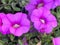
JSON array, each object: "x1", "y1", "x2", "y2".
[
  {"x1": 31, "y1": 7, "x2": 57, "y2": 34},
  {"x1": 0, "y1": 13, "x2": 10, "y2": 34},
  {"x1": 52, "y1": 37, "x2": 60, "y2": 45},
  {"x1": 6, "y1": 12, "x2": 30, "y2": 36}
]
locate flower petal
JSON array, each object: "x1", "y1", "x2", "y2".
[
  {"x1": 44, "y1": 24, "x2": 53, "y2": 34},
  {"x1": 44, "y1": 2, "x2": 53, "y2": 10},
  {"x1": 31, "y1": 15, "x2": 39, "y2": 22},
  {"x1": 7, "y1": 12, "x2": 22, "y2": 22},
  {"x1": 20, "y1": 14, "x2": 30, "y2": 26},
  {"x1": 44, "y1": 0, "x2": 53, "y2": 3},
  {"x1": 1, "y1": 17, "x2": 11, "y2": 34},
  {"x1": 31, "y1": 7, "x2": 43, "y2": 18},
  {"x1": 53, "y1": 37, "x2": 60, "y2": 45},
  {"x1": 10, "y1": 27, "x2": 15, "y2": 35},
  {"x1": 47, "y1": 21, "x2": 57, "y2": 28},
  {"x1": 34, "y1": 21, "x2": 41, "y2": 30},
  {"x1": 15, "y1": 26, "x2": 30, "y2": 36}
]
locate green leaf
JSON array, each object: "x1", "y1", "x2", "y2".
[
  {"x1": 56, "y1": 13, "x2": 60, "y2": 19},
  {"x1": 10, "y1": 35, "x2": 14, "y2": 41},
  {"x1": 8, "y1": 0, "x2": 13, "y2": 4},
  {"x1": 0, "y1": 40, "x2": 4, "y2": 45},
  {"x1": 11, "y1": 3, "x2": 20, "y2": 11},
  {"x1": 0, "y1": 7, "x2": 3, "y2": 10},
  {"x1": 57, "y1": 6, "x2": 60, "y2": 13},
  {"x1": 18, "y1": 40, "x2": 23, "y2": 45},
  {"x1": 13, "y1": 7, "x2": 20, "y2": 11},
  {"x1": 25, "y1": 32, "x2": 39, "y2": 40},
  {"x1": 4, "y1": 6, "x2": 11, "y2": 10},
  {"x1": 1, "y1": 0, "x2": 6, "y2": 4}
]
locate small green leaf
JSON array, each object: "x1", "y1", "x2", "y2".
[
  {"x1": 11, "y1": 3, "x2": 20, "y2": 11},
  {"x1": 4, "y1": 6, "x2": 11, "y2": 10},
  {"x1": 57, "y1": 6, "x2": 60, "y2": 12},
  {"x1": 10, "y1": 35, "x2": 14, "y2": 41},
  {"x1": 18, "y1": 40, "x2": 23, "y2": 45},
  {"x1": 8, "y1": 0, "x2": 13, "y2": 4},
  {"x1": 0, "y1": 40, "x2": 4, "y2": 45},
  {"x1": 1, "y1": 0, "x2": 6, "y2": 4},
  {"x1": 13, "y1": 7, "x2": 20, "y2": 11},
  {"x1": 0, "y1": 7, "x2": 3, "y2": 10}
]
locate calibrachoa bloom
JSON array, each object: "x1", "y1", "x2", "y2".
[
  {"x1": 25, "y1": 0, "x2": 60, "y2": 15},
  {"x1": 52, "y1": 37, "x2": 60, "y2": 45},
  {"x1": 31, "y1": 7, "x2": 57, "y2": 34},
  {"x1": 25, "y1": 0, "x2": 53, "y2": 15},
  {"x1": 0, "y1": 13, "x2": 10, "y2": 34},
  {"x1": 6, "y1": 12, "x2": 30, "y2": 36}
]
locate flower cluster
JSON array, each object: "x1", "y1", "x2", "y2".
[
  {"x1": 0, "y1": 0, "x2": 59, "y2": 45},
  {"x1": 25, "y1": 0, "x2": 58, "y2": 34}
]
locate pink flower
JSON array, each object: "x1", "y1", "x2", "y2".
[
  {"x1": 0, "y1": 13, "x2": 10, "y2": 34},
  {"x1": 31, "y1": 7, "x2": 57, "y2": 34},
  {"x1": 25, "y1": 0, "x2": 60, "y2": 15},
  {"x1": 52, "y1": 37, "x2": 60, "y2": 45},
  {"x1": 25, "y1": 0, "x2": 52, "y2": 15},
  {"x1": 6, "y1": 12, "x2": 30, "y2": 36}
]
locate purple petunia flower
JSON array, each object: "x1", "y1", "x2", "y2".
[
  {"x1": 31, "y1": 7, "x2": 57, "y2": 34},
  {"x1": 6, "y1": 12, "x2": 30, "y2": 36},
  {"x1": 25, "y1": 0, "x2": 52, "y2": 15},
  {"x1": 0, "y1": 13, "x2": 10, "y2": 34},
  {"x1": 25, "y1": 0, "x2": 60, "y2": 15},
  {"x1": 52, "y1": 37, "x2": 60, "y2": 45}
]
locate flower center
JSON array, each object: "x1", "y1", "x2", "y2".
[
  {"x1": 37, "y1": 3, "x2": 44, "y2": 8},
  {"x1": 13, "y1": 24, "x2": 20, "y2": 28},
  {"x1": 40, "y1": 19, "x2": 45, "y2": 24},
  {"x1": 36, "y1": 0, "x2": 44, "y2": 8}
]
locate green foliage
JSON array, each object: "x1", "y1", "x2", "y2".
[
  {"x1": 0, "y1": 0, "x2": 29, "y2": 12},
  {"x1": 41, "y1": 34, "x2": 53, "y2": 45},
  {"x1": 18, "y1": 39, "x2": 23, "y2": 45}
]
